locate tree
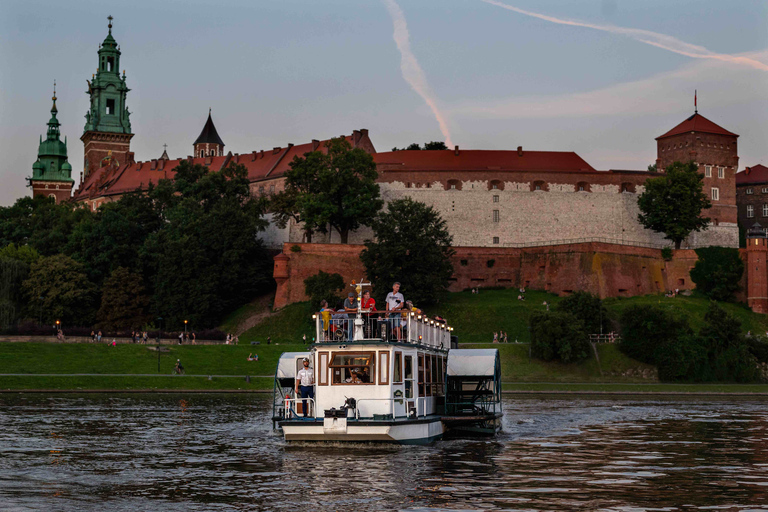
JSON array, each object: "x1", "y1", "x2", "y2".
[
  {"x1": 647, "y1": 163, "x2": 658, "y2": 173},
  {"x1": 97, "y1": 267, "x2": 150, "y2": 331},
  {"x1": 391, "y1": 141, "x2": 447, "y2": 151},
  {"x1": 284, "y1": 138, "x2": 382, "y2": 243},
  {"x1": 0, "y1": 244, "x2": 40, "y2": 266},
  {"x1": 618, "y1": 305, "x2": 692, "y2": 365},
  {"x1": 304, "y1": 271, "x2": 345, "y2": 311},
  {"x1": 269, "y1": 188, "x2": 314, "y2": 242},
  {"x1": 145, "y1": 160, "x2": 272, "y2": 328},
  {"x1": 637, "y1": 161, "x2": 711, "y2": 249},
  {"x1": 690, "y1": 246, "x2": 744, "y2": 302},
  {"x1": 22, "y1": 254, "x2": 97, "y2": 326},
  {"x1": 556, "y1": 291, "x2": 607, "y2": 334},
  {"x1": 697, "y1": 302, "x2": 757, "y2": 382},
  {"x1": 360, "y1": 198, "x2": 454, "y2": 306},
  {"x1": 529, "y1": 311, "x2": 590, "y2": 363}
]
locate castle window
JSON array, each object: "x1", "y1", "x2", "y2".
[
  {"x1": 488, "y1": 180, "x2": 504, "y2": 191},
  {"x1": 259, "y1": 186, "x2": 265, "y2": 195},
  {"x1": 270, "y1": 185, "x2": 275, "y2": 195},
  {"x1": 106, "y1": 99, "x2": 115, "y2": 115},
  {"x1": 493, "y1": 210, "x2": 499, "y2": 223},
  {"x1": 532, "y1": 180, "x2": 546, "y2": 192},
  {"x1": 711, "y1": 187, "x2": 719, "y2": 201},
  {"x1": 446, "y1": 179, "x2": 461, "y2": 191},
  {"x1": 717, "y1": 167, "x2": 725, "y2": 179},
  {"x1": 493, "y1": 195, "x2": 499, "y2": 203},
  {"x1": 493, "y1": 237, "x2": 499, "y2": 245},
  {"x1": 747, "y1": 188, "x2": 754, "y2": 195},
  {"x1": 763, "y1": 204, "x2": 768, "y2": 217},
  {"x1": 405, "y1": 182, "x2": 411, "y2": 188},
  {"x1": 763, "y1": 188, "x2": 768, "y2": 194},
  {"x1": 621, "y1": 183, "x2": 635, "y2": 193},
  {"x1": 747, "y1": 205, "x2": 755, "y2": 218},
  {"x1": 576, "y1": 182, "x2": 590, "y2": 192},
  {"x1": 704, "y1": 166, "x2": 712, "y2": 177}
]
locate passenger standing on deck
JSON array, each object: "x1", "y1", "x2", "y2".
[
  {"x1": 385, "y1": 282, "x2": 405, "y2": 341},
  {"x1": 295, "y1": 357, "x2": 314, "y2": 418},
  {"x1": 344, "y1": 292, "x2": 358, "y2": 341},
  {"x1": 360, "y1": 290, "x2": 376, "y2": 338}
]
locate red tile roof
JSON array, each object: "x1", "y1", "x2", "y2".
[
  {"x1": 373, "y1": 149, "x2": 597, "y2": 173},
  {"x1": 656, "y1": 113, "x2": 738, "y2": 139},
  {"x1": 73, "y1": 134, "x2": 366, "y2": 201},
  {"x1": 736, "y1": 164, "x2": 768, "y2": 185}
]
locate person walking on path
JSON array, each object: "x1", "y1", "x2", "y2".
[{"x1": 295, "y1": 357, "x2": 314, "y2": 418}]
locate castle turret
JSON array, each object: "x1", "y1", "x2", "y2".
[
  {"x1": 28, "y1": 84, "x2": 75, "y2": 203},
  {"x1": 194, "y1": 110, "x2": 225, "y2": 158},
  {"x1": 81, "y1": 15, "x2": 134, "y2": 177}
]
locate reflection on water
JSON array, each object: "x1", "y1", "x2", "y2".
[{"x1": 1, "y1": 394, "x2": 767, "y2": 511}]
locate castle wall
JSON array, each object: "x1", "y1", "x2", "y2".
[{"x1": 271, "y1": 242, "x2": 713, "y2": 310}]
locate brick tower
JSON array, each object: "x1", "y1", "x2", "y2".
[
  {"x1": 81, "y1": 16, "x2": 134, "y2": 177},
  {"x1": 655, "y1": 105, "x2": 739, "y2": 230},
  {"x1": 28, "y1": 84, "x2": 75, "y2": 203},
  {"x1": 193, "y1": 110, "x2": 225, "y2": 158},
  {"x1": 746, "y1": 222, "x2": 768, "y2": 314}
]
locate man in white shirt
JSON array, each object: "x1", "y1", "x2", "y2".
[
  {"x1": 295, "y1": 357, "x2": 314, "y2": 418},
  {"x1": 385, "y1": 282, "x2": 405, "y2": 341}
]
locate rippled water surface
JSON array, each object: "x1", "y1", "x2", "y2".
[{"x1": 1, "y1": 394, "x2": 767, "y2": 511}]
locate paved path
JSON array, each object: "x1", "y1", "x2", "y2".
[{"x1": 0, "y1": 373, "x2": 273, "y2": 378}]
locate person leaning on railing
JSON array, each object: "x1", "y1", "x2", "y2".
[
  {"x1": 360, "y1": 290, "x2": 376, "y2": 338},
  {"x1": 319, "y1": 300, "x2": 332, "y2": 341},
  {"x1": 343, "y1": 292, "x2": 357, "y2": 341}
]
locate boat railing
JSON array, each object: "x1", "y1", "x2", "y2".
[
  {"x1": 283, "y1": 397, "x2": 316, "y2": 419},
  {"x1": 313, "y1": 311, "x2": 452, "y2": 349},
  {"x1": 353, "y1": 397, "x2": 430, "y2": 419}
]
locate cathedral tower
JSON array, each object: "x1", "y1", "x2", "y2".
[
  {"x1": 81, "y1": 16, "x2": 134, "y2": 177},
  {"x1": 193, "y1": 110, "x2": 225, "y2": 158},
  {"x1": 29, "y1": 84, "x2": 74, "y2": 204}
]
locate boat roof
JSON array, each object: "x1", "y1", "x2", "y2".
[
  {"x1": 276, "y1": 352, "x2": 310, "y2": 379},
  {"x1": 447, "y1": 349, "x2": 499, "y2": 377}
]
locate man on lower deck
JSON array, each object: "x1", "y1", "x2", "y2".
[{"x1": 295, "y1": 357, "x2": 314, "y2": 418}]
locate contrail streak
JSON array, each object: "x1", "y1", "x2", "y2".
[
  {"x1": 481, "y1": 0, "x2": 768, "y2": 72},
  {"x1": 382, "y1": 0, "x2": 454, "y2": 147}
]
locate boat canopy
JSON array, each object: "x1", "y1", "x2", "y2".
[
  {"x1": 276, "y1": 352, "x2": 311, "y2": 380},
  {"x1": 446, "y1": 349, "x2": 499, "y2": 377}
]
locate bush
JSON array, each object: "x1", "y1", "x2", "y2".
[
  {"x1": 661, "y1": 247, "x2": 673, "y2": 261},
  {"x1": 690, "y1": 246, "x2": 744, "y2": 302},
  {"x1": 618, "y1": 305, "x2": 692, "y2": 365},
  {"x1": 304, "y1": 271, "x2": 345, "y2": 311},
  {"x1": 747, "y1": 336, "x2": 768, "y2": 364},
  {"x1": 556, "y1": 291, "x2": 607, "y2": 335},
  {"x1": 529, "y1": 311, "x2": 590, "y2": 363},
  {"x1": 697, "y1": 302, "x2": 757, "y2": 382}
]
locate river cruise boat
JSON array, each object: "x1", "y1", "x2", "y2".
[{"x1": 271, "y1": 281, "x2": 502, "y2": 444}]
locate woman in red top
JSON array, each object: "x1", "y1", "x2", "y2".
[{"x1": 360, "y1": 290, "x2": 376, "y2": 338}]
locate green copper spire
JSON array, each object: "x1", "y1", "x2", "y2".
[
  {"x1": 83, "y1": 15, "x2": 132, "y2": 135},
  {"x1": 31, "y1": 83, "x2": 74, "y2": 183}
]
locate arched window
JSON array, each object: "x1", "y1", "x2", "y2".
[
  {"x1": 576, "y1": 182, "x2": 590, "y2": 192},
  {"x1": 488, "y1": 180, "x2": 504, "y2": 191},
  {"x1": 446, "y1": 179, "x2": 461, "y2": 191},
  {"x1": 531, "y1": 180, "x2": 547, "y2": 192}
]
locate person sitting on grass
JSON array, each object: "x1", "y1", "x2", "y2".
[
  {"x1": 247, "y1": 353, "x2": 259, "y2": 361},
  {"x1": 174, "y1": 359, "x2": 184, "y2": 374}
]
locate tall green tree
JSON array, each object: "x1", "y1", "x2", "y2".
[
  {"x1": 97, "y1": 267, "x2": 150, "y2": 331},
  {"x1": 637, "y1": 161, "x2": 711, "y2": 249},
  {"x1": 556, "y1": 291, "x2": 608, "y2": 334},
  {"x1": 283, "y1": 138, "x2": 382, "y2": 243},
  {"x1": 145, "y1": 160, "x2": 272, "y2": 328},
  {"x1": 360, "y1": 198, "x2": 454, "y2": 306},
  {"x1": 690, "y1": 247, "x2": 744, "y2": 302},
  {"x1": 22, "y1": 254, "x2": 97, "y2": 326}
]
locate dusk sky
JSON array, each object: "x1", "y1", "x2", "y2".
[{"x1": 2, "y1": 0, "x2": 767, "y2": 206}]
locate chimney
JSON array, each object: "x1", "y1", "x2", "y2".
[
  {"x1": 287, "y1": 143, "x2": 294, "y2": 149},
  {"x1": 234, "y1": 153, "x2": 240, "y2": 163},
  {"x1": 151, "y1": 159, "x2": 157, "y2": 170},
  {"x1": 360, "y1": 128, "x2": 368, "y2": 137},
  {"x1": 260, "y1": 150, "x2": 264, "y2": 159},
  {"x1": 252, "y1": 151, "x2": 258, "y2": 162},
  {"x1": 273, "y1": 147, "x2": 281, "y2": 155},
  {"x1": 80, "y1": 171, "x2": 83, "y2": 183},
  {"x1": 312, "y1": 139, "x2": 320, "y2": 151},
  {"x1": 746, "y1": 166, "x2": 751, "y2": 175},
  {"x1": 137, "y1": 161, "x2": 143, "y2": 170},
  {"x1": 454, "y1": 145, "x2": 459, "y2": 156},
  {"x1": 517, "y1": 146, "x2": 523, "y2": 157},
  {"x1": 187, "y1": 156, "x2": 193, "y2": 164},
  {"x1": 353, "y1": 130, "x2": 361, "y2": 145},
  {"x1": 158, "y1": 159, "x2": 165, "y2": 171}
]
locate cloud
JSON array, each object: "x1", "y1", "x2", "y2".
[
  {"x1": 449, "y1": 50, "x2": 768, "y2": 120},
  {"x1": 481, "y1": 0, "x2": 768, "y2": 72},
  {"x1": 382, "y1": 0, "x2": 454, "y2": 147}
]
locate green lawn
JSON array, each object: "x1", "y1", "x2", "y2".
[{"x1": 0, "y1": 375, "x2": 273, "y2": 391}]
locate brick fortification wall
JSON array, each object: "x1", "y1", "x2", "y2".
[{"x1": 272, "y1": 242, "x2": 723, "y2": 310}]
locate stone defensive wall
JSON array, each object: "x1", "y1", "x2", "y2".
[{"x1": 272, "y1": 242, "x2": 756, "y2": 311}]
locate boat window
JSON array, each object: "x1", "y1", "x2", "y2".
[
  {"x1": 378, "y1": 351, "x2": 389, "y2": 385},
  {"x1": 318, "y1": 351, "x2": 329, "y2": 386},
  {"x1": 418, "y1": 354, "x2": 425, "y2": 397},
  {"x1": 404, "y1": 355, "x2": 413, "y2": 399},
  {"x1": 393, "y1": 352, "x2": 402, "y2": 383},
  {"x1": 329, "y1": 352, "x2": 375, "y2": 385},
  {"x1": 425, "y1": 355, "x2": 432, "y2": 397}
]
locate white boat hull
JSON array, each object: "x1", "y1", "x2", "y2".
[{"x1": 280, "y1": 417, "x2": 445, "y2": 444}]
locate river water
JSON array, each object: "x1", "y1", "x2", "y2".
[{"x1": 1, "y1": 394, "x2": 767, "y2": 511}]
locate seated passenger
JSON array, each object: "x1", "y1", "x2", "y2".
[
  {"x1": 346, "y1": 370, "x2": 362, "y2": 384},
  {"x1": 360, "y1": 367, "x2": 370, "y2": 383}
]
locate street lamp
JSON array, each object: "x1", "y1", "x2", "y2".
[{"x1": 184, "y1": 320, "x2": 188, "y2": 339}]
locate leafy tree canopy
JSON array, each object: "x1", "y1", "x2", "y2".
[
  {"x1": 391, "y1": 141, "x2": 448, "y2": 151},
  {"x1": 360, "y1": 197, "x2": 454, "y2": 306},
  {"x1": 97, "y1": 267, "x2": 150, "y2": 331},
  {"x1": 529, "y1": 311, "x2": 590, "y2": 363},
  {"x1": 304, "y1": 271, "x2": 345, "y2": 311},
  {"x1": 0, "y1": 244, "x2": 40, "y2": 266},
  {"x1": 637, "y1": 161, "x2": 711, "y2": 249},
  {"x1": 556, "y1": 291, "x2": 608, "y2": 334},
  {"x1": 22, "y1": 254, "x2": 97, "y2": 326},
  {"x1": 690, "y1": 246, "x2": 744, "y2": 302},
  {"x1": 282, "y1": 138, "x2": 382, "y2": 243}
]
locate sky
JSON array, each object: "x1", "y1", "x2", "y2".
[{"x1": 1, "y1": 0, "x2": 767, "y2": 206}]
